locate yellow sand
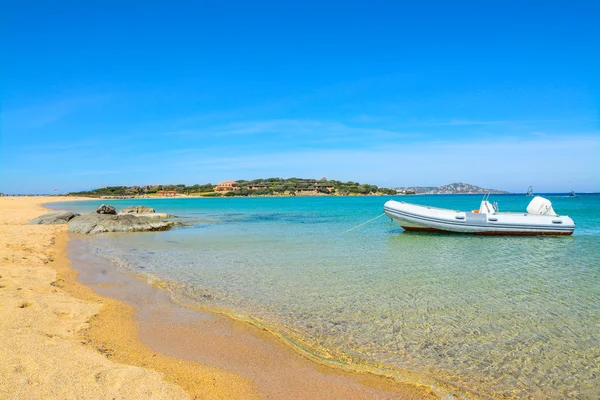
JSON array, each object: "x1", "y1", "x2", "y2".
[{"x1": 0, "y1": 197, "x2": 262, "y2": 399}]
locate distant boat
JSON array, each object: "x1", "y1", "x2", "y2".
[
  {"x1": 384, "y1": 195, "x2": 575, "y2": 235},
  {"x1": 569, "y1": 182, "x2": 578, "y2": 197},
  {"x1": 526, "y1": 186, "x2": 534, "y2": 196}
]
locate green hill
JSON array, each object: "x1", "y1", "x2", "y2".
[{"x1": 68, "y1": 178, "x2": 397, "y2": 197}]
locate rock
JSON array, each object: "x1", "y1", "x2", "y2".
[
  {"x1": 133, "y1": 212, "x2": 169, "y2": 219},
  {"x1": 96, "y1": 204, "x2": 116, "y2": 214},
  {"x1": 27, "y1": 211, "x2": 80, "y2": 225},
  {"x1": 119, "y1": 206, "x2": 166, "y2": 218},
  {"x1": 119, "y1": 206, "x2": 156, "y2": 214},
  {"x1": 68, "y1": 213, "x2": 173, "y2": 234}
]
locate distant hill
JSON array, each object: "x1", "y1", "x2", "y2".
[
  {"x1": 67, "y1": 178, "x2": 398, "y2": 197},
  {"x1": 396, "y1": 182, "x2": 509, "y2": 194}
]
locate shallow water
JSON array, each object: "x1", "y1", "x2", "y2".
[{"x1": 54, "y1": 194, "x2": 600, "y2": 398}]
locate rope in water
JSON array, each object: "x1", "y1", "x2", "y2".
[{"x1": 342, "y1": 212, "x2": 387, "y2": 234}]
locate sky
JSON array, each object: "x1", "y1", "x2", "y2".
[{"x1": 1, "y1": 1, "x2": 599, "y2": 194}]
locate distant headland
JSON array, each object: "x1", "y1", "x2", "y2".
[
  {"x1": 66, "y1": 178, "x2": 509, "y2": 198},
  {"x1": 396, "y1": 182, "x2": 509, "y2": 195}
]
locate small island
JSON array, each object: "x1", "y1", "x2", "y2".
[{"x1": 68, "y1": 177, "x2": 398, "y2": 198}]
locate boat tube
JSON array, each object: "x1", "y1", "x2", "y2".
[{"x1": 384, "y1": 195, "x2": 575, "y2": 235}]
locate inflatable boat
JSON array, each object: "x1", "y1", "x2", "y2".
[{"x1": 384, "y1": 195, "x2": 575, "y2": 235}]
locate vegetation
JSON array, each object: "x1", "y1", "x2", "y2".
[
  {"x1": 68, "y1": 184, "x2": 215, "y2": 197},
  {"x1": 68, "y1": 178, "x2": 397, "y2": 197},
  {"x1": 230, "y1": 178, "x2": 396, "y2": 196}
]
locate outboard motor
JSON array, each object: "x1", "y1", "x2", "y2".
[{"x1": 527, "y1": 196, "x2": 557, "y2": 216}]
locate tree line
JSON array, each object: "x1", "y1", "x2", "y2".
[{"x1": 68, "y1": 178, "x2": 397, "y2": 197}]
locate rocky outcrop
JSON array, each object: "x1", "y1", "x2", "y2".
[
  {"x1": 118, "y1": 206, "x2": 168, "y2": 218},
  {"x1": 27, "y1": 211, "x2": 80, "y2": 225},
  {"x1": 96, "y1": 204, "x2": 117, "y2": 214},
  {"x1": 119, "y1": 206, "x2": 156, "y2": 214},
  {"x1": 68, "y1": 213, "x2": 173, "y2": 234}
]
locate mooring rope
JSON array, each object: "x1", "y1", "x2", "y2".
[{"x1": 342, "y1": 212, "x2": 386, "y2": 234}]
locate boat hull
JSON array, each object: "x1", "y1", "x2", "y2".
[{"x1": 384, "y1": 200, "x2": 575, "y2": 236}]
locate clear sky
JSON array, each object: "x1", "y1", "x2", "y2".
[{"x1": 1, "y1": 1, "x2": 599, "y2": 194}]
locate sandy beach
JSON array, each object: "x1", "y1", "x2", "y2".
[{"x1": 0, "y1": 196, "x2": 439, "y2": 400}]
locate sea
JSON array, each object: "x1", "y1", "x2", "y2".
[{"x1": 51, "y1": 194, "x2": 600, "y2": 399}]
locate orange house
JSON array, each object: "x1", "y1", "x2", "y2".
[{"x1": 214, "y1": 180, "x2": 240, "y2": 192}]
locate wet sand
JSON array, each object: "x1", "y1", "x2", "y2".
[{"x1": 1, "y1": 196, "x2": 441, "y2": 399}]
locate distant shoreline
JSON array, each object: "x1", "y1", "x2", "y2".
[
  {"x1": 62, "y1": 192, "x2": 514, "y2": 200},
  {"x1": 61, "y1": 180, "x2": 514, "y2": 198},
  {"x1": 7, "y1": 191, "x2": 598, "y2": 199}
]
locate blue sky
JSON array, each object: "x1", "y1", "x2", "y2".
[{"x1": 1, "y1": 1, "x2": 599, "y2": 194}]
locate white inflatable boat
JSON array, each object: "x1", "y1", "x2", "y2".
[{"x1": 384, "y1": 195, "x2": 575, "y2": 235}]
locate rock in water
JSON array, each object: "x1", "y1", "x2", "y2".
[
  {"x1": 119, "y1": 205, "x2": 166, "y2": 218},
  {"x1": 96, "y1": 204, "x2": 117, "y2": 214},
  {"x1": 68, "y1": 213, "x2": 173, "y2": 234},
  {"x1": 119, "y1": 206, "x2": 156, "y2": 214},
  {"x1": 27, "y1": 211, "x2": 80, "y2": 225}
]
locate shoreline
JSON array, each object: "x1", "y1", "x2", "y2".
[
  {"x1": 70, "y1": 236, "x2": 446, "y2": 399},
  {"x1": 0, "y1": 196, "x2": 194, "y2": 399},
  {"x1": 1, "y1": 196, "x2": 442, "y2": 399}
]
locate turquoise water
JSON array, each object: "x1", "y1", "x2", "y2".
[{"x1": 53, "y1": 194, "x2": 600, "y2": 398}]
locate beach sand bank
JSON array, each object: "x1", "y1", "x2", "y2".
[{"x1": 0, "y1": 196, "x2": 439, "y2": 399}]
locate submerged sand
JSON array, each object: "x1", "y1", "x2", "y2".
[{"x1": 0, "y1": 196, "x2": 440, "y2": 399}]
